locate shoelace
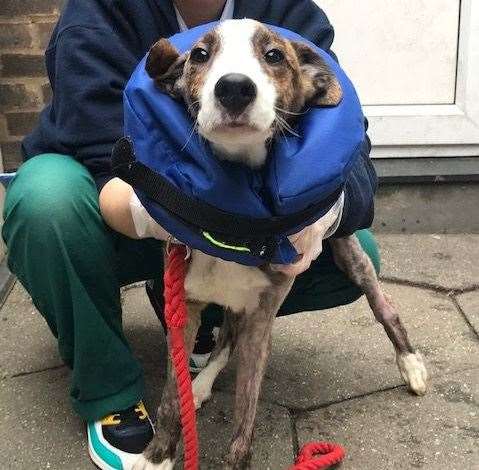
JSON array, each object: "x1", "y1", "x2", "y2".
[{"x1": 101, "y1": 401, "x2": 148, "y2": 426}]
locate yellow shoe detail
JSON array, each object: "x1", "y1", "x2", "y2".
[
  {"x1": 135, "y1": 401, "x2": 148, "y2": 420},
  {"x1": 101, "y1": 413, "x2": 121, "y2": 426}
]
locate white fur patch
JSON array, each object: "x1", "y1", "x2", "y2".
[
  {"x1": 186, "y1": 251, "x2": 271, "y2": 313},
  {"x1": 197, "y1": 19, "x2": 277, "y2": 167},
  {"x1": 396, "y1": 352, "x2": 428, "y2": 396},
  {"x1": 133, "y1": 455, "x2": 174, "y2": 470},
  {"x1": 193, "y1": 346, "x2": 231, "y2": 409}
]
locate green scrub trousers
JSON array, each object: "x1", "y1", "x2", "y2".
[{"x1": 2, "y1": 154, "x2": 380, "y2": 421}]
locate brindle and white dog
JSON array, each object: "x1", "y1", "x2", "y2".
[{"x1": 134, "y1": 19, "x2": 428, "y2": 470}]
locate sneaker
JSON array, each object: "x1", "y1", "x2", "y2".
[
  {"x1": 189, "y1": 327, "x2": 217, "y2": 373},
  {"x1": 87, "y1": 401, "x2": 154, "y2": 470},
  {"x1": 189, "y1": 351, "x2": 212, "y2": 373},
  {"x1": 146, "y1": 279, "x2": 216, "y2": 373}
]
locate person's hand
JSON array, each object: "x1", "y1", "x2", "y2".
[
  {"x1": 272, "y1": 193, "x2": 344, "y2": 277},
  {"x1": 274, "y1": 223, "x2": 326, "y2": 277}
]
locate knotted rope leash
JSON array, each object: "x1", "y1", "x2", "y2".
[
  {"x1": 287, "y1": 442, "x2": 345, "y2": 470},
  {"x1": 163, "y1": 245, "x2": 199, "y2": 470},
  {"x1": 164, "y1": 245, "x2": 346, "y2": 470}
]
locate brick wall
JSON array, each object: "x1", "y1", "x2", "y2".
[{"x1": 0, "y1": 1, "x2": 64, "y2": 171}]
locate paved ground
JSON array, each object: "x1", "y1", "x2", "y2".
[{"x1": 0, "y1": 234, "x2": 478, "y2": 469}]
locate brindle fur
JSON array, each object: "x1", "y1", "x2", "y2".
[
  {"x1": 136, "y1": 21, "x2": 427, "y2": 470},
  {"x1": 330, "y1": 236, "x2": 415, "y2": 355},
  {"x1": 250, "y1": 24, "x2": 342, "y2": 119},
  {"x1": 142, "y1": 301, "x2": 204, "y2": 465},
  {"x1": 146, "y1": 30, "x2": 222, "y2": 117},
  {"x1": 139, "y1": 235, "x2": 426, "y2": 469},
  {"x1": 224, "y1": 269, "x2": 294, "y2": 469}
]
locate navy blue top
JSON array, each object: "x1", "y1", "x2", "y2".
[{"x1": 22, "y1": 0, "x2": 377, "y2": 238}]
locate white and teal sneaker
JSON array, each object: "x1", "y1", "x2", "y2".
[
  {"x1": 87, "y1": 401, "x2": 154, "y2": 470},
  {"x1": 189, "y1": 327, "x2": 218, "y2": 373},
  {"x1": 189, "y1": 351, "x2": 212, "y2": 373}
]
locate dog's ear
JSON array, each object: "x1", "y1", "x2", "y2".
[
  {"x1": 146, "y1": 38, "x2": 186, "y2": 99},
  {"x1": 291, "y1": 41, "x2": 342, "y2": 107}
]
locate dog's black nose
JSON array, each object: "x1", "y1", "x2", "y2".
[{"x1": 214, "y1": 73, "x2": 257, "y2": 114}]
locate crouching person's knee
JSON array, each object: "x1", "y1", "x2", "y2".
[{"x1": 2, "y1": 154, "x2": 100, "y2": 269}]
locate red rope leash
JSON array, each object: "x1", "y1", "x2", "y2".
[
  {"x1": 164, "y1": 245, "x2": 346, "y2": 470},
  {"x1": 288, "y1": 442, "x2": 345, "y2": 470},
  {"x1": 164, "y1": 245, "x2": 199, "y2": 470}
]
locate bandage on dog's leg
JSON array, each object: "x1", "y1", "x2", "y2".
[
  {"x1": 136, "y1": 302, "x2": 204, "y2": 469},
  {"x1": 330, "y1": 235, "x2": 428, "y2": 396}
]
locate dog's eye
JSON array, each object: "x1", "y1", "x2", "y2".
[
  {"x1": 190, "y1": 47, "x2": 209, "y2": 63},
  {"x1": 264, "y1": 49, "x2": 284, "y2": 64}
]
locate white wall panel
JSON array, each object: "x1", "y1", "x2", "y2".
[{"x1": 316, "y1": 0, "x2": 460, "y2": 106}]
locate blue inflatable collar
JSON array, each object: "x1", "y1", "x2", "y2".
[{"x1": 114, "y1": 22, "x2": 365, "y2": 266}]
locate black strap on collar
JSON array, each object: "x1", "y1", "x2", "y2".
[{"x1": 111, "y1": 137, "x2": 341, "y2": 244}]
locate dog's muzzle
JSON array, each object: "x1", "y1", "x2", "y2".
[{"x1": 214, "y1": 73, "x2": 257, "y2": 115}]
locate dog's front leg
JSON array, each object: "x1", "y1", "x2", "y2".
[
  {"x1": 134, "y1": 301, "x2": 205, "y2": 470},
  {"x1": 192, "y1": 311, "x2": 238, "y2": 409},
  {"x1": 330, "y1": 235, "x2": 428, "y2": 395},
  {"x1": 226, "y1": 275, "x2": 294, "y2": 470}
]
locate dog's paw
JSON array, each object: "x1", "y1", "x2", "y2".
[
  {"x1": 396, "y1": 352, "x2": 428, "y2": 396},
  {"x1": 133, "y1": 454, "x2": 174, "y2": 470},
  {"x1": 192, "y1": 374, "x2": 212, "y2": 410}
]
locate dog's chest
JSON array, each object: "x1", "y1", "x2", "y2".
[{"x1": 185, "y1": 250, "x2": 271, "y2": 314}]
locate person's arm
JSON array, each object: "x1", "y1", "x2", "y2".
[
  {"x1": 45, "y1": 24, "x2": 152, "y2": 238},
  {"x1": 23, "y1": 0, "x2": 179, "y2": 194},
  {"x1": 331, "y1": 125, "x2": 377, "y2": 239},
  {"x1": 99, "y1": 178, "x2": 138, "y2": 238},
  {"x1": 99, "y1": 178, "x2": 171, "y2": 240},
  {"x1": 24, "y1": 1, "x2": 175, "y2": 239},
  {"x1": 46, "y1": 24, "x2": 141, "y2": 192}
]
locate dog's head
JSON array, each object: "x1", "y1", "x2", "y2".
[{"x1": 146, "y1": 19, "x2": 342, "y2": 166}]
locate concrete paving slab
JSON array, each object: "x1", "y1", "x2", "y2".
[
  {"x1": 195, "y1": 392, "x2": 294, "y2": 470},
  {"x1": 377, "y1": 234, "x2": 479, "y2": 291},
  {"x1": 295, "y1": 368, "x2": 479, "y2": 470},
  {"x1": 456, "y1": 290, "x2": 479, "y2": 337},
  {"x1": 213, "y1": 284, "x2": 479, "y2": 409},
  {"x1": 0, "y1": 368, "x2": 88, "y2": 469},
  {"x1": 0, "y1": 366, "x2": 293, "y2": 469},
  {"x1": 0, "y1": 282, "x2": 60, "y2": 378}
]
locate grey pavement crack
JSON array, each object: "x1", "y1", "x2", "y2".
[
  {"x1": 286, "y1": 384, "x2": 405, "y2": 418},
  {"x1": 450, "y1": 294, "x2": 479, "y2": 338},
  {"x1": 282, "y1": 364, "x2": 479, "y2": 417},
  {"x1": 380, "y1": 275, "x2": 479, "y2": 295},
  {"x1": 2, "y1": 363, "x2": 66, "y2": 380},
  {"x1": 287, "y1": 408, "x2": 300, "y2": 458}
]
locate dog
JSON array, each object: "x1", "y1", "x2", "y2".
[{"x1": 133, "y1": 19, "x2": 428, "y2": 470}]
